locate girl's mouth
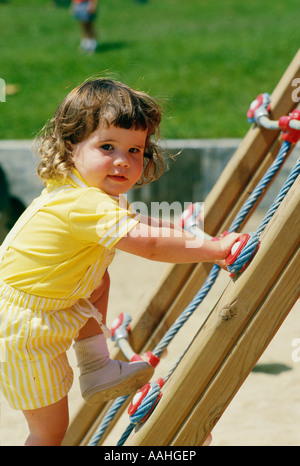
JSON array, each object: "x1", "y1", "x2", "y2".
[{"x1": 107, "y1": 175, "x2": 128, "y2": 182}]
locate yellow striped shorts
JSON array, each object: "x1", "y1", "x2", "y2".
[{"x1": 0, "y1": 280, "x2": 104, "y2": 410}]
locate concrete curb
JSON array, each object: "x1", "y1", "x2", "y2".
[{"x1": 0, "y1": 139, "x2": 298, "y2": 208}]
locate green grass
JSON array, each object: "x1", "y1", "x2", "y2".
[{"x1": 1, "y1": 0, "x2": 300, "y2": 139}]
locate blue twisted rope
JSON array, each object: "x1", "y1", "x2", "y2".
[
  {"x1": 229, "y1": 150, "x2": 300, "y2": 274},
  {"x1": 153, "y1": 263, "x2": 220, "y2": 357},
  {"x1": 116, "y1": 421, "x2": 135, "y2": 446},
  {"x1": 226, "y1": 232, "x2": 259, "y2": 274},
  {"x1": 256, "y1": 155, "x2": 300, "y2": 237},
  {"x1": 88, "y1": 139, "x2": 297, "y2": 447},
  {"x1": 228, "y1": 139, "x2": 291, "y2": 233},
  {"x1": 116, "y1": 382, "x2": 162, "y2": 446},
  {"x1": 88, "y1": 395, "x2": 128, "y2": 446}
]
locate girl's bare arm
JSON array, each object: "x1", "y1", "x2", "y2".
[{"x1": 116, "y1": 216, "x2": 240, "y2": 268}]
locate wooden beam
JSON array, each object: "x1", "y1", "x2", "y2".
[
  {"x1": 171, "y1": 246, "x2": 300, "y2": 445},
  {"x1": 126, "y1": 174, "x2": 300, "y2": 446}
]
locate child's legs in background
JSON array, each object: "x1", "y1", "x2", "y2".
[
  {"x1": 79, "y1": 20, "x2": 98, "y2": 52},
  {"x1": 80, "y1": 20, "x2": 97, "y2": 40},
  {"x1": 72, "y1": 1, "x2": 98, "y2": 52}
]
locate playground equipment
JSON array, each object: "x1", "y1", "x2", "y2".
[{"x1": 62, "y1": 50, "x2": 300, "y2": 446}]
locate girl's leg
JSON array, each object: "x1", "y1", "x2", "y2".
[
  {"x1": 22, "y1": 395, "x2": 69, "y2": 446},
  {"x1": 22, "y1": 273, "x2": 110, "y2": 446},
  {"x1": 75, "y1": 269, "x2": 110, "y2": 341},
  {"x1": 73, "y1": 271, "x2": 154, "y2": 406}
]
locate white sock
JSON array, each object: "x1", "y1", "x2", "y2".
[
  {"x1": 73, "y1": 334, "x2": 110, "y2": 375},
  {"x1": 80, "y1": 38, "x2": 89, "y2": 48},
  {"x1": 87, "y1": 39, "x2": 98, "y2": 51}
]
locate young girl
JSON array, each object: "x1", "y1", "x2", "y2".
[{"x1": 0, "y1": 78, "x2": 239, "y2": 445}]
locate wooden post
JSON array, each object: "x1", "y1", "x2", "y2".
[{"x1": 126, "y1": 174, "x2": 300, "y2": 446}]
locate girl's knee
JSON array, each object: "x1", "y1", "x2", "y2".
[
  {"x1": 101, "y1": 270, "x2": 110, "y2": 289},
  {"x1": 90, "y1": 270, "x2": 110, "y2": 304}
]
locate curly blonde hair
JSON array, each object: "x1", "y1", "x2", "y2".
[{"x1": 35, "y1": 78, "x2": 165, "y2": 186}]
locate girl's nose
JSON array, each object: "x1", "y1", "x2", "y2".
[{"x1": 114, "y1": 152, "x2": 130, "y2": 167}]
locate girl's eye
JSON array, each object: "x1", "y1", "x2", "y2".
[
  {"x1": 100, "y1": 144, "x2": 113, "y2": 151},
  {"x1": 129, "y1": 147, "x2": 141, "y2": 154}
]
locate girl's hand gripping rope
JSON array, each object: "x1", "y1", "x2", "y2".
[
  {"x1": 213, "y1": 232, "x2": 260, "y2": 273},
  {"x1": 225, "y1": 232, "x2": 260, "y2": 275}
]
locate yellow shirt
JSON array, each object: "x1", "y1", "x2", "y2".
[{"x1": 0, "y1": 169, "x2": 139, "y2": 299}]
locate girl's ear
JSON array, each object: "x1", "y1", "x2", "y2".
[
  {"x1": 65, "y1": 141, "x2": 75, "y2": 167},
  {"x1": 66, "y1": 141, "x2": 73, "y2": 155}
]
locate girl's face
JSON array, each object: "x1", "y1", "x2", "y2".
[{"x1": 71, "y1": 124, "x2": 147, "y2": 196}]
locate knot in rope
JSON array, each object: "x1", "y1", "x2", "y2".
[{"x1": 226, "y1": 232, "x2": 260, "y2": 275}]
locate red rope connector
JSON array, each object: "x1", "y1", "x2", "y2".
[
  {"x1": 178, "y1": 203, "x2": 194, "y2": 228},
  {"x1": 279, "y1": 109, "x2": 300, "y2": 144},
  {"x1": 110, "y1": 312, "x2": 131, "y2": 339},
  {"x1": 130, "y1": 351, "x2": 160, "y2": 368},
  {"x1": 247, "y1": 93, "x2": 271, "y2": 124},
  {"x1": 225, "y1": 234, "x2": 250, "y2": 266},
  {"x1": 128, "y1": 377, "x2": 165, "y2": 422},
  {"x1": 225, "y1": 233, "x2": 260, "y2": 277}
]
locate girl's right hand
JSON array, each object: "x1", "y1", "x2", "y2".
[{"x1": 215, "y1": 233, "x2": 240, "y2": 270}]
